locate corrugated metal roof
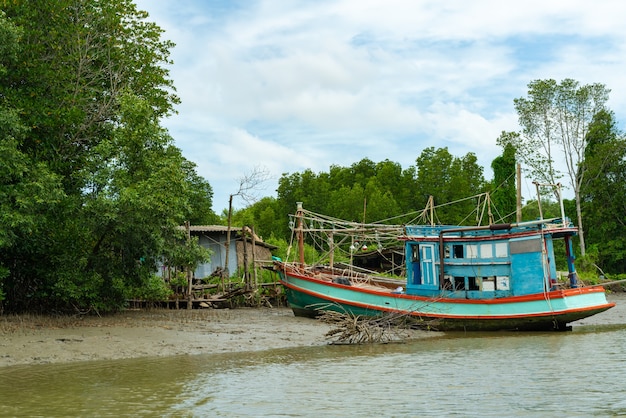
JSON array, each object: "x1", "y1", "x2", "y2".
[
  {"x1": 177, "y1": 225, "x2": 277, "y2": 249},
  {"x1": 182, "y1": 225, "x2": 243, "y2": 233}
]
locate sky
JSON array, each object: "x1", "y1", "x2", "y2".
[{"x1": 134, "y1": 0, "x2": 626, "y2": 213}]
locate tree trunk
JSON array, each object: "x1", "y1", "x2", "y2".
[{"x1": 575, "y1": 190, "x2": 586, "y2": 256}]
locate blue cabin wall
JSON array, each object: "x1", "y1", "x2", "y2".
[
  {"x1": 404, "y1": 234, "x2": 555, "y2": 299},
  {"x1": 406, "y1": 243, "x2": 422, "y2": 286},
  {"x1": 509, "y1": 236, "x2": 546, "y2": 295},
  {"x1": 403, "y1": 221, "x2": 568, "y2": 299},
  {"x1": 509, "y1": 251, "x2": 544, "y2": 295},
  {"x1": 406, "y1": 238, "x2": 515, "y2": 298},
  {"x1": 405, "y1": 242, "x2": 440, "y2": 295}
]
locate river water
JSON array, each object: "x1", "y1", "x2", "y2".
[{"x1": 2, "y1": 295, "x2": 626, "y2": 417}]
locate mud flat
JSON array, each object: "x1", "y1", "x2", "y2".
[
  {"x1": 0, "y1": 308, "x2": 335, "y2": 367},
  {"x1": 2, "y1": 292, "x2": 623, "y2": 367}
]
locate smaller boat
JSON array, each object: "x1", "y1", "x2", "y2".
[{"x1": 275, "y1": 195, "x2": 614, "y2": 331}]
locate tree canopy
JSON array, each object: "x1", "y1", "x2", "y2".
[
  {"x1": 247, "y1": 147, "x2": 488, "y2": 243},
  {"x1": 0, "y1": 1, "x2": 215, "y2": 312},
  {"x1": 580, "y1": 110, "x2": 626, "y2": 273},
  {"x1": 490, "y1": 143, "x2": 517, "y2": 222},
  {"x1": 498, "y1": 78, "x2": 610, "y2": 255}
]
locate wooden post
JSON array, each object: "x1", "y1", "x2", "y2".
[
  {"x1": 251, "y1": 225, "x2": 258, "y2": 289},
  {"x1": 224, "y1": 194, "x2": 234, "y2": 283},
  {"x1": 328, "y1": 232, "x2": 334, "y2": 269},
  {"x1": 534, "y1": 181, "x2": 543, "y2": 220},
  {"x1": 185, "y1": 221, "x2": 192, "y2": 309},
  {"x1": 297, "y1": 202, "x2": 305, "y2": 267},
  {"x1": 487, "y1": 193, "x2": 494, "y2": 225},
  {"x1": 516, "y1": 163, "x2": 522, "y2": 223},
  {"x1": 243, "y1": 227, "x2": 249, "y2": 290},
  {"x1": 428, "y1": 195, "x2": 434, "y2": 226}
]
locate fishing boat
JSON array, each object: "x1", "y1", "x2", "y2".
[{"x1": 275, "y1": 193, "x2": 614, "y2": 331}]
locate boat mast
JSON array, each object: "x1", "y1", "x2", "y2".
[
  {"x1": 516, "y1": 163, "x2": 522, "y2": 223},
  {"x1": 533, "y1": 181, "x2": 574, "y2": 289},
  {"x1": 328, "y1": 231, "x2": 334, "y2": 269},
  {"x1": 533, "y1": 181, "x2": 567, "y2": 225},
  {"x1": 296, "y1": 202, "x2": 305, "y2": 267},
  {"x1": 556, "y1": 183, "x2": 567, "y2": 227},
  {"x1": 428, "y1": 195, "x2": 434, "y2": 226},
  {"x1": 533, "y1": 181, "x2": 544, "y2": 220}
]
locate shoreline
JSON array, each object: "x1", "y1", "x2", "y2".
[
  {"x1": 0, "y1": 307, "x2": 337, "y2": 367},
  {"x1": 2, "y1": 292, "x2": 623, "y2": 368}
]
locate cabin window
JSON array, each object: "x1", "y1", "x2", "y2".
[
  {"x1": 483, "y1": 277, "x2": 495, "y2": 291},
  {"x1": 467, "y1": 244, "x2": 478, "y2": 258},
  {"x1": 411, "y1": 245, "x2": 419, "y2": 262},
  {"x1": 510, "y1": 238, "x2": 542, "y2": 254},
  {"x1": 480, "y1": 244, "x2": 493, "y2": 258},
  {"x1": 444, "y1": 245, "x2": 451, "y2": 258},
  {"x1": 454, "y1": 277, "x2": 465, "y2": 290},
  {"x1": 495, "y1": 242, "x2": 508, "y2": 258},
  {"x1": 442, "y1": 276, "x2": 453, "y2": 290},
  {"x1": 496, "y1": 276, "x2": 510, "y2": 290},
  {"x1": 468, "y1": 277, "x2": 480, "y2": 291},
  {"x1": 453, "y1": 245, "x2": 464, "y2": 258}
]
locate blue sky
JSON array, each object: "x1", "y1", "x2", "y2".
[{"x1": 134, "y1": 0, "x2": 626, "y2": 213}]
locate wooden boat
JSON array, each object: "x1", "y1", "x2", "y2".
[{"x1": 275, "y1": 197, "x2": 614, "y2": 331}]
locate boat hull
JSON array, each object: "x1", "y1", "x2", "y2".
[{"x1": 278, "y1": 265, "x2": 614, "y2": 331}]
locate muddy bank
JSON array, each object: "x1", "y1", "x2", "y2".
[
  {"x1": 2, "y1": 292, "x2": 623, "y2": 367},
  {"x1": 0, "y1": 308, "x2": 337, "y2": 367}
]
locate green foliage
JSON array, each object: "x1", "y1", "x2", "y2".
[
  {"x1": 491, "y1": 142, "x2": 517, "y2": 222},
  {"x1": 230, "y1": 197, "x2": 283, "y2": 241},
  {"x1": 580, "y1": 110, "x2": 626, "y2": 273},
  {"x1": 502, "y1": 78, "x2": 611, "y2": 256},
  {"x1": 256, "y1": 268, "x2": 280, "y2": 285},
  {"x1": 127, "y1": 275, "x2": 173, "y2": 302},
  {"x1": 268, "y1": 149, "x2": 486, "y2": 242},
  {"x1": 164, "y1": 234, "x2": 212, "y2": 274},
  {"x1": 521, "y1": 199, "x2": 564, "y2": 221},
  {"x1": 169, "y1": 272, "x2": 189, "y2": 289},
  {"x1": 265, "y1": 236, "x2": 320, "y2": 265},
  {"x1": 266, "y1": 236, "x2": 290, "y2": 260},
  {"x1": 0, "y1": 10, "x2": 21, "y2": 77},
  {"x1": 416, "y1": 147, "x2": 487, "y2": 224},
  {"x1": 0, "y1": 1, "x2": 216, "y2": 313}
]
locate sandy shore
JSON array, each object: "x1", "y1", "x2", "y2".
[{"x1": 0, "y1": 308, "x2": 338, "y2": 367}]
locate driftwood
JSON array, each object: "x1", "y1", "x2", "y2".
[{"x1": 317, "y1": 308, "x2": 436, "y2": 345}]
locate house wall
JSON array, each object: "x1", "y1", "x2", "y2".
[
  {"x1": 235, "y1": 241, "x2": 274, "y2": 269},
  {"x1": 157, "y1": 229, "x2": 275, "y2": 280},
  {"x1": 194, "y1": 232, "x2": 238, "y2": 279}
]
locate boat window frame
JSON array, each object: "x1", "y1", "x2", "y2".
[{"x1": 411, "y1": 244, "x2": 420, "y2": 262}]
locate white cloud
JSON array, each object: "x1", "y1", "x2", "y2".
[{"x1": 135, "y1": 0, "x2": 626, "y2": 211}]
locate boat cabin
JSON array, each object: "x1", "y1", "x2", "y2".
[{"x1": 403, "y1": 219, "x2": 579, "y2": 299}]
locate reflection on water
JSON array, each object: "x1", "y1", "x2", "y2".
[{"x1": 2, "y1": 297, "x2": 626, "y2": 417}]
